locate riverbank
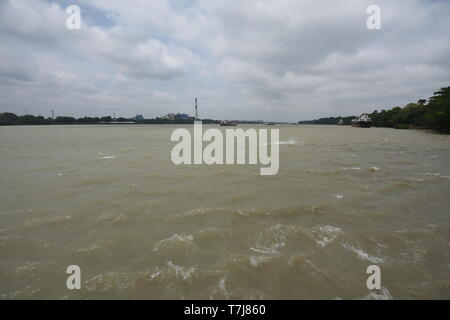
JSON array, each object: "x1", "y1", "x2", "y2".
[{"x1": 298, "y1": 86, "x2": 450, "y2": 134}]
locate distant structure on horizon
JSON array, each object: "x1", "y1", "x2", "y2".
[
  {"x1": 195, "y1": 97, "x2": 198, "y2": 120},
  {"x1": 160, "y1": 113, "x2": 194, "y2": 121},
  {"x1": 176, "y1": 113, "x2": 191, "y2": 120},
  {"x1": 161, "y1": 113, "x2": 175, "y2": 121},
  {"x1": 351, "y1": 113, "x2": 372, "y2": 128}
]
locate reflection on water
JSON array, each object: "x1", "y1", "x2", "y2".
[{"x1": 0, "y1": 125, "x2": 449, "y2": 299}]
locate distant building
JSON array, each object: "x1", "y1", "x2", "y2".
[
  {"x1": 160, "y1": 113, "x2": 195, "y2": 121},
  {"x1": 175, "y1": 113, "x2": 191, "y2": 120},
  {"x1": 135, "y1": 115, "x2": 144, "y2": 121}
]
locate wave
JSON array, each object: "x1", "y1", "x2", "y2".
[
  {"x1": 96, "y1": 213, "x2": 127, "y2": 224},
  {"x1": 423, "y1": 172, "x2": 450, "y2": 180},
  {"x1": 21, "y1": 215, "x2": 74, "y2": 228},
  {"x1": 342, "y1": 243, "x2": 384, "y2": 264},
  {"x1": 152, "y1": 234, "x2": 196, "y2": 253},
  {"x1": 75, "y1": 243, "x2": 106, "y2": 255},
  {"x1": 171, "y1": 205, "x2": 330, "y2": 222}
]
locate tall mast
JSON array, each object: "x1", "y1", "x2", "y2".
[{"x1": 195, "y1": 97, "x2": 198, "y2": 120}]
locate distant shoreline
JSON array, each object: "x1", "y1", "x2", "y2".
[
  {"x1": 1, "y1": 85, "x2": 448, "y2": 132},
  {"x1": 0, "y1": 113, "x2": 294, "y2": 126},
  {"x1": 297, "y1": 86, "x2": 449, "y2": 134}
]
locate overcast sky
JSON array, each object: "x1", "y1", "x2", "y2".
[{"x1": 0, "y1": 0, "x2": 449, "y2": 121}]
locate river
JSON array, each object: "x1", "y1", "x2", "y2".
[{"x1": 0, "y1": 124, "x2": 448, "y2": 299}]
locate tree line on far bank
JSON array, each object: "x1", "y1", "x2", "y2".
[
  {"x1": 298, "y1": 86, "x2": 450, "y2": 133},
  {"x1": 0, "y1": 114, "x2": 219, "y2": 126}
]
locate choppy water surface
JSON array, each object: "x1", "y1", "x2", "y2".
[{"x1": 0, "y1": 125, "x2": 449, "y2": 299}]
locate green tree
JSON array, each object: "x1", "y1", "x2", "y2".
[
  {"x1": 55, "y1": 116, "x2": 76, "y2": 124},
  {"x1": 0, "y1": 112, "x2": 18, "y2": 125}
]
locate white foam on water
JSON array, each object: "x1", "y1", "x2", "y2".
[
  {"x1": 217, "y1": 276, "x2": 230, "y2": 298},
  {"x1": 84, "y1": 271, "x2": 133, "y2": 293},
  {"x1": 335, "y1": 194, "x2": 344, "y2": 199},
  {"x1": 75, "y1": 243, "x2": 104, "y2": 254},
  {"x1": 7, "y1": 285, "x2": 40, "y2": 299},
  {"x1": 96, "y1": 213, "x2": 127, "y2": 224},
  {"x1": 249, "y1": 255, "x2": 275, "y2": 267},
  {"x1": 424, "y1": 172, "x2": 450, "y2": 180},
  {"x1": 264, "y1": 137, "x2": 304, "y2": 147},
  {"x1": 250, "y1": 224, "x2": 287, "y2": 255},
  {"x1": 342, "y1": 243, "x2": 384, "y2": 264},
  {"x1": 149, "y1": 270, "x2": 162, "y2": 280},
  {"x1": 175, "y1": 207, "x2": 226, "y2": 219},
  {"x1": 15, "y1": 261, "x2": 45, "y2": 275},
  {"x1": 166, "y1": 261, "x2": 196, "y2": 281},
  {"x1": 153, "y1": 234, "x2": 195, "y2": 252},
  {"x1": 250, "y1": 224, "x2": 293, "y2": 256},
  {"x1": 249, "y1": 246, "x2": 281, "y2": 255},
  {"x1": 359, "y1": 287, "x2": 393, "y2": 300},
  {"x1": 100, "y1": 155, "x2": 116, "y2": 160},
  {"x1": 24, "y1": 215, "x2": 73, "y2": 228},
  {"x1": 312, "y1": 225, "x2": 342, "y2": 247},
  {"x1": 340, "y1": 167, "x2": 361, "y2": 171}
]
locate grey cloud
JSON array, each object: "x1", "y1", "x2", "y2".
[
  {"x1": 0, "y1": 47, "x2": 38, "y2": 82},
  {"x1": 0, "y1": 0, "x2": 449, "y2": 121}
]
